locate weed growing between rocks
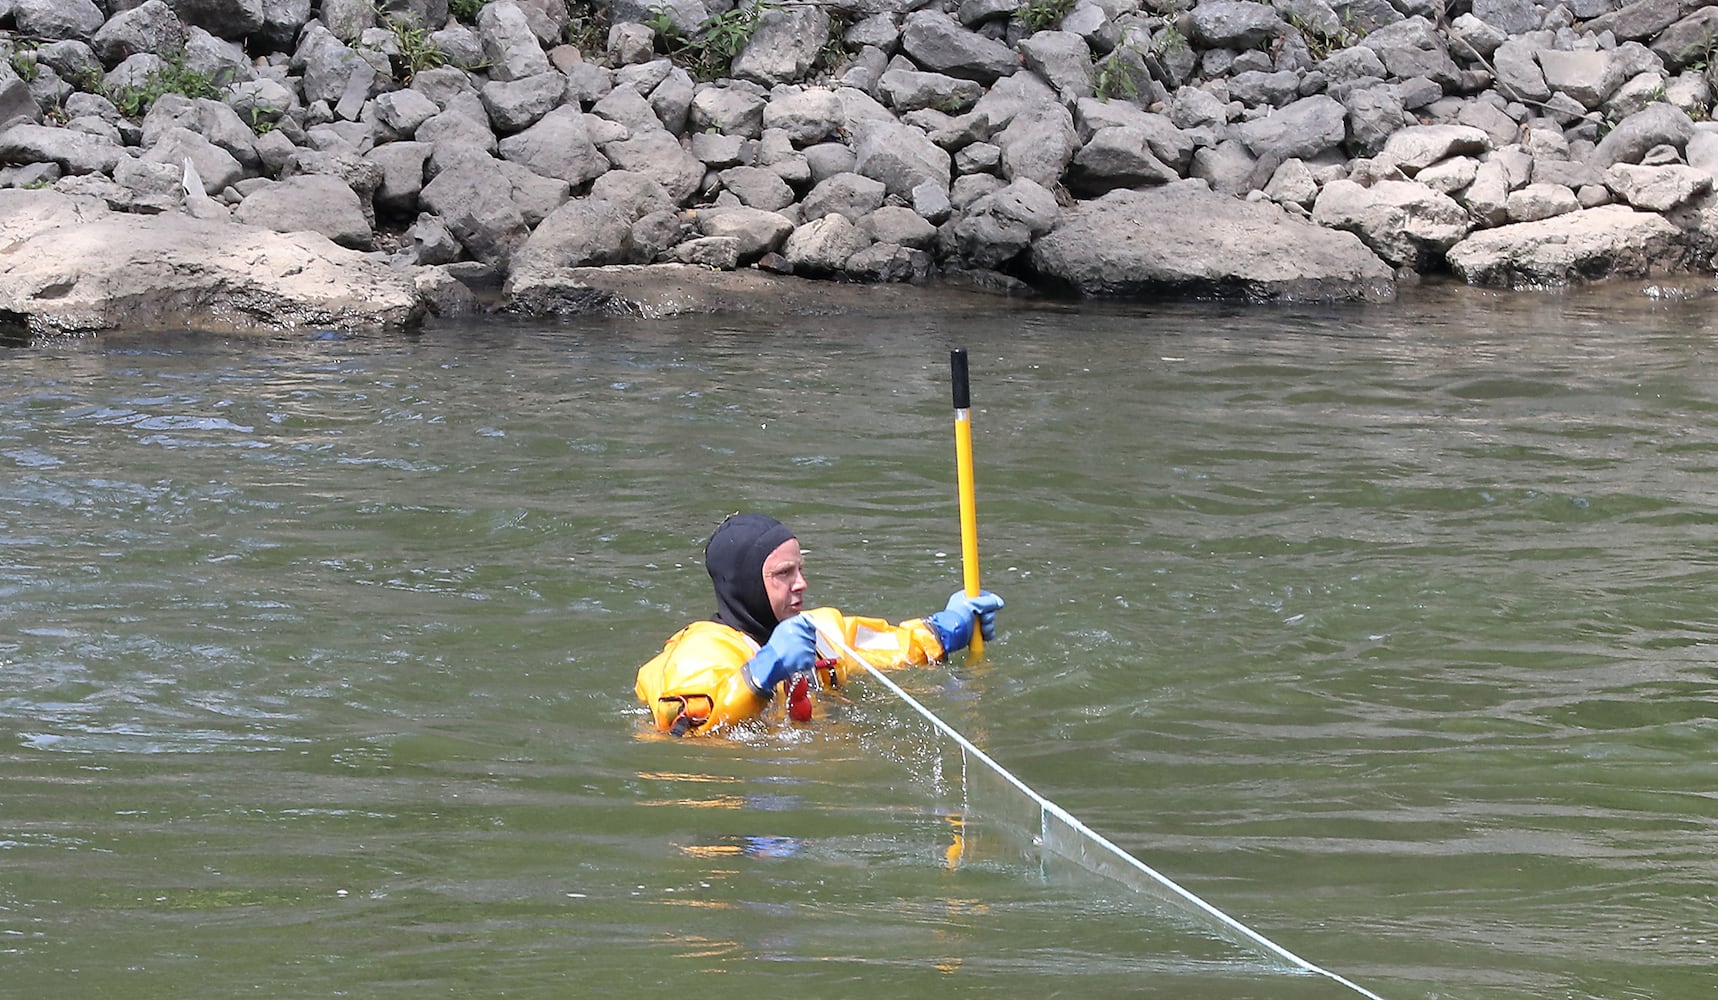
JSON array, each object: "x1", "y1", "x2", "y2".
[
  {"x1": 648, "y1": 1, "x2": 781, "y2": 81},
  {"x1": 565, "y1": 1, "x2": 611, "y2": 52},
  {"x1": 1015, "y1": 0, "x2": 1077, "y2": 33},
  {"x1": 381, "y1": 14, "x2": 448, "y2": 81},
  {"x1": 100, "y1": 53, "x2": 232, "y2": 118},
  {"x1": 449, "y1": 0, "x2": 493, "y2": 22},
  {"x1": 7, "y1": 42, "x2": 39, "y2": 83},
  {"x1": 1285, "y1": 12, "x2": 1355, "y2": 62},
  {"x1": 1152, "y1": 25, "x2": 1188, "y2": 58},
  {"x1": 1093, "y1": 47, "x2": 1141, "y2": 101}
]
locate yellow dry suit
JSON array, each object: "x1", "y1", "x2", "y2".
[{"x1": 636, "y1": 605, "x2": 946, "y2": 735}]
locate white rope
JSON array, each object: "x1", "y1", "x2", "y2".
[{"x1": 810, "y1": 622, "x2": 1387, "y2": 1000}]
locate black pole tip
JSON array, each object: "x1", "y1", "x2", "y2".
[{"x1": 950, "y1": 348, "x2": 970, "y2": 410}]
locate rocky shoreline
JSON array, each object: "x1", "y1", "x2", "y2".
[{"x1": 3, "y1": 0, "x2": 1718, "y2": 335}]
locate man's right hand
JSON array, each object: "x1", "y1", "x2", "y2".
[{"x1": 744, "y1": 614, "x2": 819, "y2": 694}]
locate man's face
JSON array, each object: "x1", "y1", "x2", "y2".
[{"x1": 761, "y1": 538, "x2": 806, "y2": 622}]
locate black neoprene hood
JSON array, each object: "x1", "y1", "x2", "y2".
[{"x1": 705, "y1": 513, "x2": 795, "y2": 646}]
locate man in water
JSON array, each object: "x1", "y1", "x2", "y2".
[{"x1": 636, "y1": 513, "x2": 1004, "y2": 736}]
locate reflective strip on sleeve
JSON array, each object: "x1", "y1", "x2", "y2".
[{"x1": 852, "y1": 623, "x2": 904, "y2": 654}]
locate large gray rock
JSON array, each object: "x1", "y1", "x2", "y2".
[
  {"x1": 783, "y1": 213, "x2": 872, "y2": 275},
  {"x1": 1234, "y1": 94, "x2": 1347, "y2": 162},
  {"x1": 1029, "y1": 181, "x2": 1397, "y2": 302},
  {"x1": 732, "y1": 4, "x2": 831, "y2": 86},
  {"x1": 418, "y1": 110, "x2": 499, "y2": 155},
  {"x1": 593, "y1": 84, "x2": 666, "y2": 133},
  {"x1": 498, "y1": 106, "x2": 608, "y2": 187},
  {"x1": 1377, "y1": 124, "x2": 1492, "y2": 174},
  {"x1": 688, "y1": 84, "x2": 766, "y2": 138},
  {"x1": 1506, "y1": 182, "x2": 1578, "y2": 223},
  {"x1": 1604, "y1": 162, "x2": 1712, "y2": 211},
  {"x1": 183, "y1": 26, "x2": 255, "y2": 85},
  {"x1": 1537, "y1": 49, "x2": 1628, "y2": 110},
  {"x1": 292, "y1": 23, "x2": 370, "y2": 106},
  {"x1": 141, "y1": 127, "x2": 246, "y2": 192},
  {"x1": 92, "y1": 1, "x2": 187, "y2": 67},
  {"x1": 1447, "y1": 12, "x2": 1508, "y2": 60},
  {"x1": 690, "y1": 131, "x2": 746, "y2": 167},
  {"x1": 1187, "y1": 1, "x2": 1285, "y2": 49},
  {"x1": 1018, "y1": 31, "x2": 1095, "y2": 104},
  {"x1": 696, "y1": 206, "x2": 795, "y2": 259},
  {"x1": 996, "y1": 103, "x2": 1078, "y2": 189},
  {"x1": 111, "y1": 157, "x2": 184, "y2": 211},
  {"x1": 1310, "y1": 178, "x2": 1472, "y2": 269},
  {"x1": 880, "y1": 68, "x2": 984, "y2": 114},
  {"x1": 946, "y1": 178, "x2": 1059, "y2": 269},
  {"x1": 1489, "y1": 37, "x2": 1550, "y2": 104},
  {"x1": 861, "y1": 205, "x2": 936, "y2": 248},
  {"x1": 1066, "y1": 126, "x2": 1178, "y2": 196},
  {"x1": 1323, "y1": 44, "x2": 1387, "y2": 87},
  {"x1": 257, "y1": 0, "x2": 314, "y2": 51},
  {"x1": 1652, "y1": 8, "x2": 1718, "y2": 71},
  {"x1": 12, "y1": 0, "x2": 105, "y2": 40},
  {"x1": 1230, "y1": 70, "x2": 1302, "y2": 109},
  {"x1": 509, "y1": 196, "x2": 633, "y2": 275},
  {"x1": 171, "y1": 0, "x2": 267, "y2": 36},
  {"x1": 717, "y1": 165, "x2": 795, "y2": 211},
  {"x1": 804, "y1": 141, "x2": 857, "y2": 182},
  {"x1": 1469, "y1": 0, "x2": 1539, "y2": 34},
  {"x1": 1459, "y1": 158, "x2": 1513, "y2": 226},
  {"x1": 1455, "y1": 99, "x2": 1520, "y2": 145},
  {"x1": 480, "y1": 72, "x2": 568, "y2": 134},
  {"x1": 601, "y1": 129, "x2": 704, "y2": 204},
  {"x1": 1338, "y1": 82, "x2": 1409, "y2": 158},
  {"x1": 366, "y1": 140, "x2": 432, "y2": 216},
  {"x1": 762, "y1": 89, "x2": 844, "y2": 146},
  {"x1": 0, "y1": 189, "x2": 424, "y2": 335},
  {"x1": 900, "y1": 11, "x2": 1020, "y2": 83},
  {"x1": 1446, "y1": 204, "x2": 1689, "y2": 286},
  {"x1": 143, "y1": 96, "x2": 261, "y2": 174},
  {"x1": 1073, "y1": 99, "x2": 1196, "y2": 172},
  {"x1": 667, "y1": 236, "x2": 741, "y2": 270},
  {"x1": 970, "y1": 72, "x2": 1060, "y2": 132},
  {"x1": 1358, "y1": 16, "x2": 1461, "y2": 89},
  {"x1": 1190, "y1": 138, "x2": 1260, "y2": 197},
  {"x1": 852, "y1": 118, "x2": 952, "y2": 198},
  {"x1": 1592, "y1": 102, "x2": 1696, "y2": 167},
  {"x1": 590, "y1": 170, "x2": 675, "y2": 221},
  {"x1": 844, "y1": 242, "x2": 931, "y2": 283},
  {"x1": 630, "y1": 208, "x2": 691, "y2": 263},
  {"x1": 374, "y1": 88, "x2": 440, "y2": 138},
  {"x1": 650, "y1": 67, "x2": 696, "y2": 134},
  {"x1": 1585, "y1": 0, "x2": 1681, "y2": 42},
  {"x1": 800, "y1": 172, "x2": 887, "y2": 222},
  {"x1": 495, "y1": 159, "x2": 570, "y2": 227},
  {"x1": 234, "y1": 174, "x2": 372, "y2": 249},
  {"x1": 0, "y1": 62, "x2": 39, "y2": 133},
  {"x1": 412, "y1": 65, "x2": 479, "y2": 109},
  {"x1": 512, "y1": 0, "x2": 569, "y2": 44},
  {"x1": 478, "y1": 1, "x2": 553, "y2": 81},
  {"x1": 420, "y1": 158, "x2": 530, "y2": 266},
  {"x1": 611, "y1": 0, "x2": 709, "y2": 36},
  {"x1": 0, "y1": 123, "x2": 125, "y2": 175}
]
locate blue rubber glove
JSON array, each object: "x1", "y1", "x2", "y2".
[
  {"x1": 744, "y1": 614, "x2": 819, "y2": 695},
  {"x1": 926, "y1": 589, "x2": 1004, "y2": 655}
]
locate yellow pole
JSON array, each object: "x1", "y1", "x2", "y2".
[{"x1": 951, "y1": 349, "x2": 983, "y2": 660}]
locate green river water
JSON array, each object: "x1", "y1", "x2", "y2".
[{"x1": 2, "y1": 284, "x2": 1714, "y2": 999}]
